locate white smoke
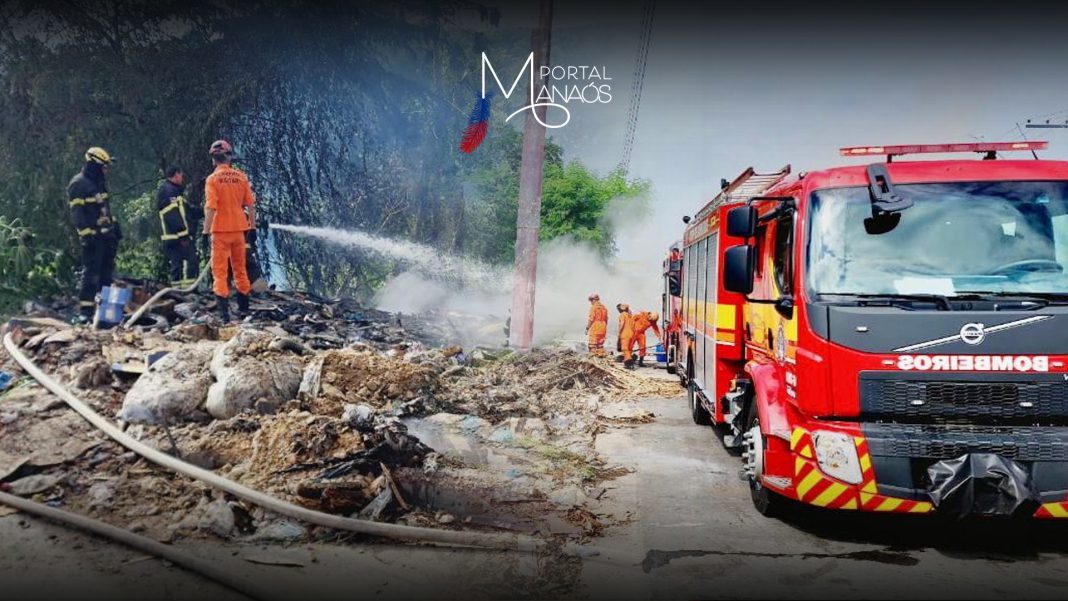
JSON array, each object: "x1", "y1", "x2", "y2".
[{"x1": 271, "y1": 195, "x2": 667, "y2": 347}]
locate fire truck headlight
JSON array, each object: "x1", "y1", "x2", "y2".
[{"x1": 812, "y1": 431, "x2": 863, "y2": 484}]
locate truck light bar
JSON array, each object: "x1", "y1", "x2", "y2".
[{"x1": 839, "y1": 141, "x2": 1048, "y2": 157}]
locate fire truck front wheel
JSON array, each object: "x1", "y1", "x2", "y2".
[{"x1": 742, "y1": 407, "x2": 785, "y2": 517}]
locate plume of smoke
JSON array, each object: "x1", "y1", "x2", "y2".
[{"x1": 271, "y1": 195, "x2": 667, "y2": 348}]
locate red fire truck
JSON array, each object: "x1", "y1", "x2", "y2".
[{"x1": 678, "y1": 142, "x2": 1068, "y2": 518}]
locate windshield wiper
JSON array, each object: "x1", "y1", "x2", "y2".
[
  {"x1": 957, "y1": 291, "x2": 1068, "y2": 306},
  {"x1": 825, "y1": 293, "x2": 954, "y2": 311}
]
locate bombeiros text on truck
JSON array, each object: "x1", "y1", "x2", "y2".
[{"x1": 667, "y1": 141, "x2": 1068, "y2": 518}]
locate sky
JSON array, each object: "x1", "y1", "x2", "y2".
[{"x1": 477, "y1": 0, "x2": 1068, "y2": 260}]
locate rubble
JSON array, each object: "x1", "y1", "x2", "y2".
[
  {"x1": 7, "y1": 473, "x2": 64, "y2": 496},
  {"x1": 73, "y1": 358, "x2": 111, "y2": 389},
  {"x1": 0, "y1": 286, "x2": 680, "y2": 548},
  {"x1": 435, "y1": 348, "x2": 679, "y2": 421},
  {"x1": 205, "y1": 330, "x2": 303, "y2": 419},
  {"x1": 120, "y1": 345, "x2": 217, "y2": 424},
  {"x1": 310, "y1": 348, "x2": 434, "y2": 415}
]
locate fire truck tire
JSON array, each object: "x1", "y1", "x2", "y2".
[
  {"x1": 744, "y1": 406, "x2": 784, "y2": 517},
  {"x1": 688, "y1": 372, "x2": 711, "y2": 426}
]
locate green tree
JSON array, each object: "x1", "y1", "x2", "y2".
[
  {"x1": 540, "y1": 163, "x2": 648, "y2": 256},
  {"x1": 464, "y1": 126, "x2": 649, "y2": 264},
  {"x1": 0, "y1": 0, "x2": 513, "y2": 303}
]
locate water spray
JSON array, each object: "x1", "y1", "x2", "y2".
[{"x1": 269, "y1": 223, "x2": 508, "y2": 292}]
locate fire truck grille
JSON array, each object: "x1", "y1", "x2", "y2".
[
  {"x1": 859, "y1": 377, "x2": 1068, "y2": 425},
  {"x1": 863, "y1": 424, "x2": 1068, "y2": 462}
]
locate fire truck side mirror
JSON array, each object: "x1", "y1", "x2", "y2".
[
  {"x1": 726, "y1": 206, "x2": 757, "y2": 238},
  {"x1": 723, "y1": 244, "x2": 755, "y2": 295}
]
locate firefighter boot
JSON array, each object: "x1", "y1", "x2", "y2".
[
  {"x1": 624, "y1": 358, "x2": 636, "y2": 370},
  {"x1": 236, "y1": 292, "x2": 250, "y2": 318},
  {"x1": 638, "y1": 356, "x2": 645, "y2": 368},
  {"x1": 216, "y1": 295, "x2": 231, "y2": 323}
]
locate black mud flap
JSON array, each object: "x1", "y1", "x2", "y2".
[{"x1": 927, "y1": 453, "x2": 1040, "y2": 519}]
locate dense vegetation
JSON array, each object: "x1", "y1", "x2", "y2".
[{"x1": 0, "y1": 0, "x2": 647, "y2": 308}]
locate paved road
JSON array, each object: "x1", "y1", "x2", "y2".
[
  {"x1": 5, "y1": 393, "x2": 1068, "y2": 600},
  {"x1": 580, "y1": 396, "x2": 1068, "y2": 599}
]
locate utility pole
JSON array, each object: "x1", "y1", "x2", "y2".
[{"x1": 508, "y1": 0, "x2": 553, "y2": 351}]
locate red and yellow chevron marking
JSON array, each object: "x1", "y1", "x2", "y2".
[
  {"x1": 789, "y1": 427, "x2": 814, "y2": 459},
  {"x1": 793, "y1": 456, "x2": 859, "y2": 509},
  {"x1": 1036, "y1": 502, "x2": 1068, "y2": 518},
  {"x1": 788, "y1": 428, "x2": 933, "y2": 514},
  {"x1": 853, "y1": 436, "x2": 933, "y2": 513},
  {"x1": 856, "y1": 437, "x2": 878, "y2": 496}
]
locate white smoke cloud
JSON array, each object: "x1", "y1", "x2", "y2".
[{"x1": 271, "y1": 194, "x2": 668, "y2": 348}]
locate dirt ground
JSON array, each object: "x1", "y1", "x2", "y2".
[{"x1": 10, "y1": 389, "x2": 1068, "y2": 601}]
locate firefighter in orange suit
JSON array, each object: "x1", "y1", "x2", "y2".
[
  {"x1": 586, "y1": 294, "x2": 608, "y2": 356},
  {"x1": 630, "y1": 311, "x2": 663, "y2": 368},
  {"x1": 616, "y1": 303, "x2": 635, "y2": 368},
  {"x1": 203, "y1": 139, "x2": 254, "y2": 322}
]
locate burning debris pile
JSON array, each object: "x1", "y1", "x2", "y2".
[
  {"x1": 439, "y1": 348, "x2": 679, "y2": 420},
  {"x1": 0, "y1": 289, "x2": 680, "y2": 545}
]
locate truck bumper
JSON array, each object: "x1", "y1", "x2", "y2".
[{"x1": 765, "y1": 422, "x2": 1068, "y2": 518}]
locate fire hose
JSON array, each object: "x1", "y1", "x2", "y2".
[
  {"x1": 2, "y1": 332, "x2": 552, "y2": 553},
  {"x1": 122, "y1": 268, "x2": 208, "y2": 329},
  {"x1": 0, "y1": 489, "x2": 275, "y2": 601}
]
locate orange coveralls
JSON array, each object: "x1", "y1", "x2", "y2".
[
  {"x1": 586, "y1": 301, "x2": 608, "y2": 356},
  {"x1": 618, "y1": 310, "x2": 635, "y2": 361},
  {"x1": 630, "y1": 311, "x2": 663, "y2": 359},
  {"x1": 205, "y1": 164, "x2": 255, "y2": 297}
]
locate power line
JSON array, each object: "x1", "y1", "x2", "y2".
[{"x1": 618, "y1": 0, "x2": 655, "y2": 174}]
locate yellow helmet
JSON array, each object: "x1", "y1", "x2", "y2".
[
  {"x1": 85, "y1": 147, "x2": 113, "y2": 165},
  {"x1": 648, "y1": 312, "x2": 659, "y2": 322}
]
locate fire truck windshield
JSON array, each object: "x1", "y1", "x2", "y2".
[{"x1": 807, "y1": 181, "x2": 1068, "y2": 298}]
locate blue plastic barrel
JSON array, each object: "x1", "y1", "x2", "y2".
[
  {"x1": 655, "y1": 343, "x2": 667, "y2": 363},
  {"x1": 97, "y1": 285, "x2": 130, "y2": 326}
]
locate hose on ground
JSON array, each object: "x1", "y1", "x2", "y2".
[
  {"x1": 2, "y1": 332, "x2": 546, "y2": 552},
  {"x1": 122, "y1": 268, "x2": 208, "y2": 329},
  {"x1": 0, "y1": 490, "x2": 275, "y2": 601}
]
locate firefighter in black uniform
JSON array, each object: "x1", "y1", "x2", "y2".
[
  {"x1": 157, "y1": 165, "x2": 200, "y2": 287},
  {"x1": 68, "y1": 147, "x2": 120, "y2": 322}
]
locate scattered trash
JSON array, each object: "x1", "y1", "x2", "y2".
[
  {"x1": 7, "y1": 472, "x2": 64, "y2": 495},
  {"x1": 358, "y1": 486, "x2": 394, "y2": 521},
  {"x1": 196, "y1": 498, "x2": 236, "y2": 538},
  {"x1": 120, "y1": 345, "x2": 216, "y2": 424},
  {"x1": 205, "y1": 330, "x2": 302, "y2": 419},
  {"x1": 73, "y1": 359, "x2": 111, "y2": 389},
  {"x1": 341, "y1": 403, "x2": 374, "y2": 428},
  {"x1": 1, "y1": 284, "x2": 676, "y2": 548},
  {"x1": 250, "y1": 519, "x2": 307, "y2": 542},
  {"x1": 87, "y1": 482, "x2": 114, "y2": 508}
]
